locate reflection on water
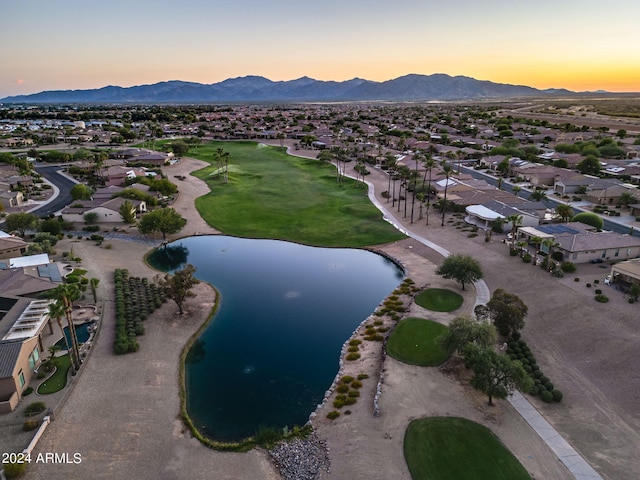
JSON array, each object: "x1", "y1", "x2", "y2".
[{"x1": 148, "y1": 235, "x2": 403, "y2": 442}]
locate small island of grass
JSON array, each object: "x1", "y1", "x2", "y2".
[
  {"x1": 415, "y1": 288, "x2": 463, "y2": 312},
  {"x1": 386, "y1": 318, "x2": 449, "y2": 366},
  {"x1": 404, "y1": 417, "x2": 531, "y2": 480}
]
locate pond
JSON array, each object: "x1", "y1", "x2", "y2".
[{"x1": 148, "y1": 235, "x2": 403, "y2": 442}]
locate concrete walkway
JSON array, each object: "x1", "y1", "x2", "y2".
[{"x1": 360, "y1": 173, "x2": 603, "y2": 480}]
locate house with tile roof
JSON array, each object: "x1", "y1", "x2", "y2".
[{"x1": 0, "y1": 297, "x2": 53, "y2": 413}]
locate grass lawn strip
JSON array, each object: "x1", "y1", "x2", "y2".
[
  {"x1": 385, "y1": 317, "x2": 449, "y2": 366},
  {"x1": 414, "y1": 288, "x2": 463, "y2": 312},
  {"x1": 404, "y1": 417, "x2": 531, "y2": 480},
  {"x1": 188, "y1": 141, "x2": 406, "y2": 247},
  {"x1": 37, "y1": 354, "x2": 72, "y2": 395}
]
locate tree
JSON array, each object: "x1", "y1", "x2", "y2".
[
  {"x1": 618, "y1": 191, "x2": 636, "y2": 208},
  {"x1": 505, "y1": 214, "x2": 522, "y2": 247},
  {"x1": 512, "y1": 185, "x2": 521, "y2": 197},
  {"x1": 170, "y1": 140, "x2": 189, "y2": 157},
  {"x1": 530, "y1": 189, "x2": 547, "y2": 202},
  {"x1": 47, "y1": 300, "x2": 72, "y2": 364},
  {"x1": 83, "y1": 212, "x2": 98, "y2": 225},
  {"x1": 463, "y1": 344, "x2": 533, "y2": 406},
  {"x1": 89, "y1": 278, "x2": 100, "y2": 303},
  {"x1": 50, "y1": 284, "x2": 83, "y2": 371},
  {"x1": 440, "y1": 315, "x2": 497, "y2": 354},
  {"x1": 161, "y1": 264, "x2": 200, "y2": 314},
  {"x1": 487, "y1": 289, "x2": 528, "y2": 338},
  {"x1": 572, "y1": 212, "x2": 604, "y2": 230},
  {"x1": 555, "y1": 203, "x2": 574, "y2": 222},
  {"x1": 138, "y1": 208, "x2": 187, "y2": 241},
  {"x1": 119, "y1": 200, "x2": 136, "y2": 224},
  {"x1": 70, "y1": 183, "x2": 93, "y2": 200},
  {"x1": 440, "y1": 161, "x2": 453, "y2": 226},
  {"x1": 576, "y1": 155, "x2": 601, "y2": 175},
  {"x1": 436, "y1": 254, "x2": 483, "y2": 291},
  {"x1": 5, "y1": 212, "x2": 38, "y2": 237}
]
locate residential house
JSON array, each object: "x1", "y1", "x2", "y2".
[
  {"x1": 516, "y1": 223, "x2": 640, "y2": 263},
  {"x1": 0, "y1": 234, "x2": 28, "y2": 260},
  {"x1": 464, "y1": 200, "x2": 539, "y2": 232},
  {"x1": 0, "y1": 297, "x2": 53, "y2": 413}
]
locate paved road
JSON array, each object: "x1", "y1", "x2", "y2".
[{"x1": 33, "y1": 164, "x2": 76, "y2": 216}]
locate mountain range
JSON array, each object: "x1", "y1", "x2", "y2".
[{"x1": 0, "y1": 73, "x2": 573, "y2": 104}]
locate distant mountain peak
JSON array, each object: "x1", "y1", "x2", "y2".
[{"x1": 0, "y1": 74, "x2": 578, "y2": 104}]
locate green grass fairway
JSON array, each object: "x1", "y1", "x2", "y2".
[
  {"x1": 386, "y1": 317, "x2": 449, "y2": 366},
  {"x1": 404, "y1": 417, "x2": 531, "y2": 480},
  {"x1": 187, "y1": 141, "x2": 406, "y2": 247},
  {"x1": 37, "y1": 354, "x2": 72, "y2": 395},
  {"x1": 415, "y1": 288, "x2": 463, "y2": 312}
]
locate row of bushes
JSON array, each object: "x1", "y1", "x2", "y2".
[
  {"x1": 507, "y1": 339, "x2": 563, "y2": 403},
  {"x1": 326, "y1": 373, "x2": 369, "y2": 420},
  {"x1": 113, "y1": 269, "x2": 167, "y2": 354}
]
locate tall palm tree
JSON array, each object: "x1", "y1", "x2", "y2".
[
  {"x1": 505, "y1": 214, "x2": 523, "y2": 248},
  {"x1": 52, "y1": 284, "x2": 83, "y2": 371},
  {"x1": 385, "y1": 154, "x2": 398, "y2": 202},
  {"x1": 423, "y1": 157, "x2": 436, "y2": 225},
  {"x1": 48, "y1": 300, "x2": 74, "y2": 367},
  {"x1": 530, "y1": 189, "x2": 548, "y2": 202},
  {"x1": 410, "y1": 153, "x2": 422, "y2": 224},
  {"x1": 440, "y1": 161, "x2": 453, "y2": 226}
]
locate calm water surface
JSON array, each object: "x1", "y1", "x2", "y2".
[{"x1": 148, "y1": 235, "x2": 403, "y2": 442}]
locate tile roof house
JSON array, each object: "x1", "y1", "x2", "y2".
[{"x1": 0, "y1": 297, "x2": 53, "y2": 413}]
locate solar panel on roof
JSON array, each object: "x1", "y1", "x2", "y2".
[{"x1": 538, "y1": 225, "x2": 579, "y2": 235}]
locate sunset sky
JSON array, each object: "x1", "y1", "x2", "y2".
[{"x1": 1, "y1": 0, "x2": 639, "y2": 98}]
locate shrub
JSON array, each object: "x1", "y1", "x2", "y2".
[
  {"x1": 561, "y1": 262, "x2": 576, "y2": 273},
  {"x1": 551, "y1": 268, "x2": 564, "y2": 278},
  {"x1": 552, "y1": 389, "x2": 563, "y2": 402},
  {"x1": 522, "y1": 253, "x2": 532, "y2": 263},
  {"x1": 24, "y1": 401, "x2": 46, "y2": 416},
  {"x1": 540, "y1": 390, "x2": 554, "y2": 403},
  {"x1": 333, "y1": 398, "x2": 345, "y2": 409},
  {"x1": 586, "y1": 283, "x2": 592, "y2": 288},
  {"x1": 529, "y1": 385, "x2": 539, "y2": 396},
  {"x1": 23, "y1": 419, "x2": 39, "y2": 431},
  {"x1": 595, "y1": 294, "x2": 609, "y2": 303},
  {"x1": 348, "y1": 339, "x2": 362, "y2": 347},
  {"x1": 574, "y1": 277, "x2": 580, "y2": 282},
  {"x1": 348, "y1": 389, "x2": 360, "y2": 398},
  {"x1": 336, "y1": 384, "x2": 349, "y2": 394},
  {"x1": 326, "y1": 411, "x2": 340, "y2": 420},
  {"x1": 350, "y1": 379, "x2": 363, "y2": 389},
  {"x1": 2, "y1": 460, "x2": 27, "y2": 478},
  {"x1": 594, "y1": 279, "x2": 600, "y2": 284},
  {"x1": 594, "y1": 289, "x2": 602, "y2": 295},
  {"x1": 346, "y1": 352, "x2": 361, "y2": 361},
  {"x1": 341, "y1": 375, "x2": 354, "y2": 384},
  {"x1": 347, "y1": 346, "x2": 359, "y2": 352},
  {"x1": 23, "y1": 387, "x2": 33, "y2": 396},
  {"x1": 357, "y1": 373, "x2": 369, "y2": 380}
]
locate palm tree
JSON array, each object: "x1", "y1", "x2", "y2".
[
  {"x1": 48, "y1": 300, "x2": 76, "y2": 369},
  {"x1": 513, "y1": 185, "x2": 522, "y2": 197},
  {"x1": 440, "y1": 161, "x2": 453, "y2": 226},
  {"x1": 386, "y1": 154, "x2": 398, "y2": 202},
  {"x1": 422, "y1": 157, "x2": 436, "y2": 225},
  {"x1": 555, "y1": 203, "x2": 574, "y2": 223},
  {"x1": 618, "y1": 191, "x2": 637, "y2": 208},
  {"x1": 52, "y1": 284, "x2": 83, "y2": 371},
  {"x1": 505, "y1": 214, "x2": 523, "y2": 248},
  {"x1": 409, "y1": 155, "x2": 420, "y2": 223},
  {"x1": 530, "y1": 189, "x2": 548, "y2": 202}
]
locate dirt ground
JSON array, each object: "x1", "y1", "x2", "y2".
[{"x1": 19, "y1": 154, "x2": 640, "y2": 479}]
